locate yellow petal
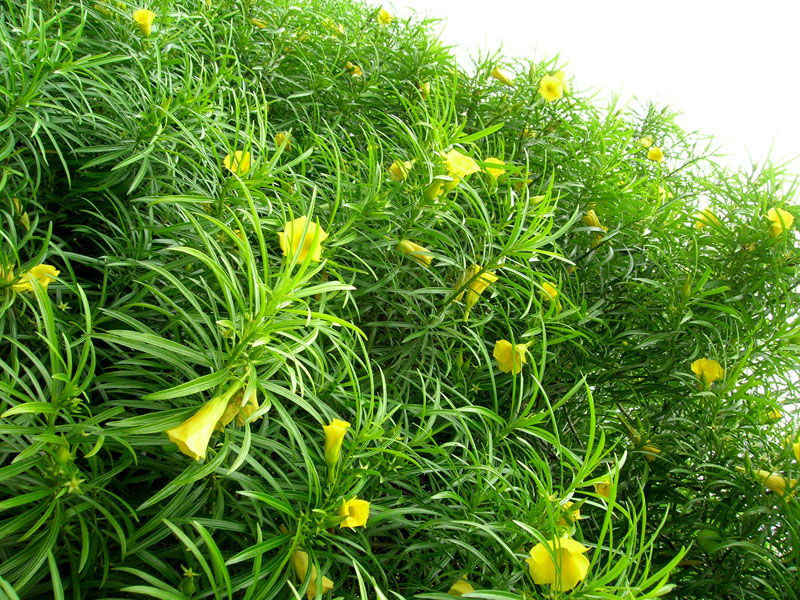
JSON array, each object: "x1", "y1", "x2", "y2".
[
  {"x1": 165, "y1": 394, "x2": 229, "y2": 460},
  {"x1": 132, "y1": 8, "x2": 155, "y2": 37},
  {"x1": 398, "y1": 240, "x2": 432, "y2": 267},
  {"x1": 377, "y1": 8, "x2": 393, "y2": 25},
  {"x1": 338, "y1": 497, "x2": 370, "y2": 527},
  {"x1": 491, "y1": 66, "x2": 514, "y2": 87},
  {"x1": 223, "y1": 150, "x2": 251, "y2": 175},
  {"x1": 538, "y1": 75, "x2": 564, "y2": 102},
  {"x1": 278, "y1": 216, "x2": 329, "y2": 263},
  {"x1": 647, "y1": 146, "x2": 664, "y2": 162},
  {"x1": 323, "y1": 418, "x2": 350, "y2": 467}
]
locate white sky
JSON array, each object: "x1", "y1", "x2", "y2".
[{"x1": 397, "y1": 0, "x2": 800, "y2": 171}]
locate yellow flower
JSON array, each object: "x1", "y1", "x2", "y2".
[
  {"x1": 582, "y1": 209, "x2": 604, "y2": 230},
  {"x1": 223, "y1": 150, "x2": 251, "y2": 175},
  {"x1": 554, "y1": 70, "x2": 569, "y2": 93},
  {"x1": 388, "y1": 160, "x2": 413, "y2": 182},
  {"x1": 694, "y1": 208, "x2": 721, "y2": 229},
  {"x1": 594, "y1": 480, "x2": 611, "y2": 499},
  {"x1": 691, "y1": 358, "x2": 724, "y2": 388},
  {"x1": 539, "y1": 75, "x2": 564, "y2": 102},
  {"x1": 647, "y1": 146, "x2": 664, "y2": 162},
  {"x1": 768, "y1": 408, "x2": 782, "y2": 420},
  {"x1": 419, "y1": 81, "x2": 431, "y2": 99},
  {"x1": 338, "y1": 497, "x2": 370, "y2": 527},
  {"x1": 278, "y1": 216, "x2": 329, "y2": 263},
  {"x1": 377, "y1": 7, "x2": 393, "y2": 25},
  {"x1": 455, "y1": 265, "x2": 498, "y2": 311},
  {"x1": 132, "y1": 9, "x2": 156, "y2": 37},
  {"x1": 290, "y1": 550, "x2": 334, "y2": 600},
  {"x1": 10, "y1": 264, "x2": 60, "y2": 293},
  {"x1": 398, "y1": 240, "x2": 432, "y2": 267},
  {"x1": 8, "y1": 198, "x2": 30, "y2": 231},
  {"x1": 323, "y1": 18, "x2": 345, "y2": 37},
  {"x1": 493, "y1": 340, "x2": 529, "y2": 374},
  {"x1": 640, "y1": 443, "x2": 661, "y2": 463},
  {"x1": 527, "y1": 536, "x2": 591, "y2": 592},
  {"x1": 482, "y1": 157, "x2": 506, "y2": 180},
  {"x1": 767, "y1": 207, "x2": 794, "y2": 237},
  {"x1": 217, "y1": 390, "x2": 261, "y2": 429},
  {"x1": 165, "y1": 394, "x2": 229, "y2": 460},
  {"x1": 639, "y1": 136, "x2": 653, "y2": 148},
  {"x1": 793, "y1": 439, "x2": 800, "y2": 463},
  {"x1": 540, "y1": 281, "x2": 558, "y2": 303},
  {"x1": 447, "y1": 575, "x2": 474, "y2": 596},
  {"x1": 250, "y1": 18, "x2": 267, "y2": 28},
  {"x1": 752, "y1": 469, "x2": 797, "y2": 497},
  {"x1": 345, "y1": 61, "x2": 363, "y2": 77},
  {"x1": 491, "y1": 66, "x2": 514, "y2": 87},
  {"x1": 557, "y1": 501, "x2": 581, "y2": 525},
  {"x1": 275, "y1": 131, "x2": 291, "y2": 149},
  {"x1": 323, "y1": 418, "x2": 350, "y2": 467},
  {"x1": 441, "y1": 149, "x2": 481, "y2": 180}
]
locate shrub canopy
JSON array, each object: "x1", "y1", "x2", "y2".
[{"x1": 1, "y1": 1, "x2": 798, "y2": 599}]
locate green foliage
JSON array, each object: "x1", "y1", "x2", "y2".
[{"x1": 0, "y1": 0, "x2": 798, "y2": 599}]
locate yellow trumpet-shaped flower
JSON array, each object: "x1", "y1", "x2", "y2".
[
  {"x1": 377, "y1": 7, "x2": 393, "y2": 25},
  {"x1": 694, "y1": 208, "x2": 721, "y2": 229},
  {"x1": 442, "y1": 148, "x2": 480, "y2": 180},
  {"x1": 647, "y1": 146, "x2": 664, "y2": 162},
  {"x1": 640, "y1": 442, "x2": 661, "y2": 463},
  {"x1": 482, "y1": 157, "x2": 506, "y2": 180},
  {"x1": 447, "y1": 575, "x2": 474, "y2": 596},
  {"x1": 691, "y1": 358, "x2": 724, "y2": 388},
  {"x1": 639, "y1": 136, "x2": 654, "y2": 148},
  {"x1": 290, "y1": 550, "x2": 334, "y2": 600},
  {"x1": 165, "y1": 394, "x2": 230, "y2": 460},
  {"x1": 751, "y1": 469, "x2": 797, "y2": 497},
  {"x1": 132, "y1": 9, "x2": 156, "y2": 37},
  {"x1": 767, "y1": 207, "x2": 794, "y2": 237},
  {"x1": 594, "y1": 480, "x2": 611, "y2": 499},
  {"x1": 339, "y1": 497, "x2": 370, "y2": 528},
  {"x1": 582, "y1": 209, "x2": 608, "y2": 247},
  {"x1": 493, "y1": 340, "x2": 529, "y2": 375},
  {"x1": 491, "y1": 66, "x2": 515, "y2": 87},
  {"x1": 398, "y1": 240, "x2": 432, "y2": 267},
  {"x1": 554, "y1": 70, "x2": 569, "y2": 94},
  {"x1": 419, "y1": 81, "x2": 431, "y2": 99},
  {"x1": 540, "y1": 281, "x2": 558, "y2": 303},
  {"x1": 539, "y1": 75, "x2": 564, "y2": 102},
  {"x1": 7, "y1": 198, "x2": 30, "y2": 231},
  {"x1": 9, "y1": 264, "x2": 60, "y2": 293},
  {"x1": 557, "y1": 501, "x2": 581, "y2": 525},
  {"x1": 223, "y1": 150, "x2": 251, "y2": 176},
  {"x1": 323, "y1": 418, "x2": 350, "y2": 467},
  {"x1": 388, "y1": 160, "x2": 414, "y2": 182},
  {"x1": 527, "y1": 535, "x2": 591, "y2": 592},
  {"x1": 216, "y1": 390, "x2": 262, "y2": 430},
  {"x1": 278, "y1": 216, "x2": 329, "y2": 263},
  {"x1": 455, "y1": 265, "x2": 498, "y2": 312},
  {"x1": 275, "y1": 131, "x2": 291, "y2": 149},
  {"x1": 5, "y1": 264, "x2": 56, "y2": 292},
  {"x1": 792, "y1": 438, "x2": 800, "y2": 463},
  {"x1": 345, "y1": 61, "x2": 363, "y2": 77}
]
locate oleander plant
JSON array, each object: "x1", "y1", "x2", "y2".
[{"x1": 1, "y1": 1, "x2": 798, "y2": 599}]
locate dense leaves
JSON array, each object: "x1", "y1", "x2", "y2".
[{"x1": 0, "y1": 1, "x2": 798, "y2": 599}]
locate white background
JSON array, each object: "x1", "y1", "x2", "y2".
[{"x1": 397, "y1": 0, "x2": 800, "y2": 171}]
